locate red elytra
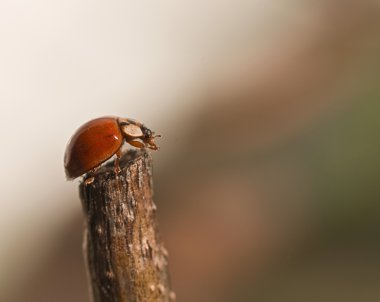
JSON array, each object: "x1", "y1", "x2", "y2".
[{"x1": 64, "y1": 116, "x2": 160, "y2": 179}]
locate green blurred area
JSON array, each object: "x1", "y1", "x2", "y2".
[
  {"x1": 307, "y1": 80, "x2": 380, "y2": 241},
  {"x1": 231, "y1": 71, "x2": 380, "y2": 302}
]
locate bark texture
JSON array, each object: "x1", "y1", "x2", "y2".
[{"x1": 79, "y1": 150, "x2": 174, "y2": 302}]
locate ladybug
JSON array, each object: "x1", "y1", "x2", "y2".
[{"x1": 64, "y1": 116, "x2": 160, "y2": 180}]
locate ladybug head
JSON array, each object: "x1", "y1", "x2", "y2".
[{"x1": 141, "y1": 125, "x2": 161, "y2": 150}]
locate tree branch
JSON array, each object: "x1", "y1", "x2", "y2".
[{"x1": 79, "y1": 150, "x2": 174, "y2": 302}]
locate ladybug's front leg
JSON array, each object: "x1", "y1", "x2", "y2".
[
  {"x1": 127, "y1": 139, "x2": 145, "y2": 149},
  {"x1": 127, "y1": 139, "x2": 159, "y2": 150}
]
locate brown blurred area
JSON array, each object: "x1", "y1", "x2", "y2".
[
  {"x1": 6, "y1": 1, "x2": 380, "y2": 301},
  {"x1": 156, "y1": 2, "x2": 380, "y2": 301}
]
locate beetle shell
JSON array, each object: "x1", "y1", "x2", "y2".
[{"x1": 64, "y1": 117, "x2": 123, "y2": 179}]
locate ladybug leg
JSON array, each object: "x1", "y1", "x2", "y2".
[
  {"x1": 128, "y1": 139, "x2": 159, "y2": 150},
  {"x1": 147, "y1": 141, "x2": 159, "y2": 151},
  {"x1": 84, "y1": 167, "x2": 98, "y2": 185},
  {"x1": 114, "y1": 148, "x2": 122, "y2": 174},
  {"x1": 127, "y1": 139, "x2": 146, "y2": 149},
  {"x1": 84, "y1": 176, "x2": 94, "y2": 185}
]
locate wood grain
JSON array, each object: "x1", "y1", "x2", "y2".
[{"x1": 79, "y1": 150, "x2": 174, "y2": 302}]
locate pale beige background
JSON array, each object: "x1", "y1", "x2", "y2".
[{"x1": 0, "y1": 0, "x2": 299, "y2": 296}]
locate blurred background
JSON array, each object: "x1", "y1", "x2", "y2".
[{"x1": 1, "y1": 0, "x2": 380, "y2": 301}]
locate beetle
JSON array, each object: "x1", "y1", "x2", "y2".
[{"x1": 64, "y1": 116, "x2": 160, "y2": 180}]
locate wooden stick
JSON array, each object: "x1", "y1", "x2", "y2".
[{"x1": 79, "y1": 150, "x2": 175, "y2": 302}]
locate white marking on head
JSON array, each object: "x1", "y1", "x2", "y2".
[{"x1": 121, "y1": 123, "x2": 143, "y2": 138}]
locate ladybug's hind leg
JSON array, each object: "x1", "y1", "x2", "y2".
[
  {"x1": 84, "y1": 176, "x2": 95, "y2": 185},
  {"x1": 84, "y1": 167, "x2": 99, "y2": 185}
]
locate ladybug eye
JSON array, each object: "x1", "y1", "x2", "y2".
[
  {"x1": 144, "y1": 129, "x2": 152, "y2": 138},
  {"x1": 140, "y1": 125, "x2": 152, "y2": 137}
]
